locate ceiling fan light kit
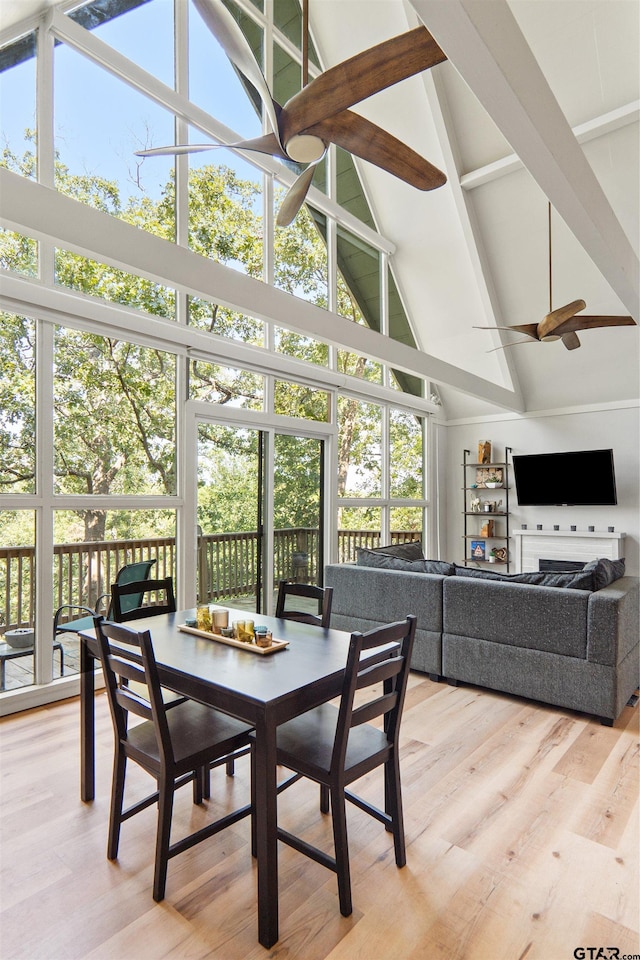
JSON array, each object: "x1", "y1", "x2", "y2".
[{"x1": 136, "y1": 0, "x2": 448, "y2": 226}]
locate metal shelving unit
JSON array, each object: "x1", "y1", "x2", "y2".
[{"x1": 462, "y1": 446, "x2": 512, "y2": 570}]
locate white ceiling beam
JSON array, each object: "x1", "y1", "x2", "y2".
[
  {"x1": 410, "y1": 0, "x2": 639, "y2": 320},
  {"x1": 461, "y1": 100, "x2": 640, "y2": 191},
  {"x1": 0, "y1": 168, "x2": 524, "y2": 410}
]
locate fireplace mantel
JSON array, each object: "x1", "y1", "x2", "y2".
[{"x1": 513, "y1": 529, "x2": 626, "y2": 573}]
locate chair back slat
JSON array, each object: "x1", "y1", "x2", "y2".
[
  {"x1": 111, "y1": 577, "x2": 176, "y2": 623},
  {"x1": 275, "y1": 580, "x2": 333, "y2": 628},
  {"x1": 96, "y1": 618, "x2": 174, "y2": 762},
  {"x1": 331, "y1": 616, "x2": 416, "y2": 771}
]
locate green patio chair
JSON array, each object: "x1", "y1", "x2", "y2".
[{"x1": 53, "y1": 558, "x2": 157, "y2": 645}]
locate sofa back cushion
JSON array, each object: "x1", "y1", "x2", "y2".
[
  {"x1": 454, "y1": 564, "x2": 595, "y2": 590},
  {"x1": 356, "y1": 540, "x2": 424, "y2": 562},
  {"x1": 443, "y1": 576, "x2": 589, "y2": 658},
  {"x1": 583, "y1": 557, "x2": 625, "y2": 590}
]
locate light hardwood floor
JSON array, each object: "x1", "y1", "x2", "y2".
[{"x1": 1, "y1": 675, "x2": 638, "y2": 960}]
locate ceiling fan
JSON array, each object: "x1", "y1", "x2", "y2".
[
  {"x1": 475, "y1": 204, "x2": 636, "y2": 351},
  {"x1": 136, "y1": 0, "x2": 447, "y2": 226}
]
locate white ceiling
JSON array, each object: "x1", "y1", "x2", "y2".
[{"x1": 2, "y1": 0, "x2": 638, "y2": 419}]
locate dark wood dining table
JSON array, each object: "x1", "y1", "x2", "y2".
[{"x1": 79, "y1": 607, "x2": 364, "y2": 948}]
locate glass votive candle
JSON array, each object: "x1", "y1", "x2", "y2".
[
  {"x1": 212, "y1": 608, "x2": 229, "y2": 631},
  {"x1": 232, "y1": 620, "x2": 245, "y2": 640},
  {"x1": 196, "y1": 605, "x2": 212, "y2": 631},
  {"x1": 255, "y1": 626, "x2": 272, "y2": 648},
  {"x1": 244, "y1": 619, "x2": 255, "y2": 642}
]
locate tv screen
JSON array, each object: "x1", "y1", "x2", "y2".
[{"x1": 512, "y1": 449, "x2": 617, "y2": 506}]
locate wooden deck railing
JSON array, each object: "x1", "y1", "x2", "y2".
[{"x1": 0, "y1": 528, "x2": 419, "y2": 632}]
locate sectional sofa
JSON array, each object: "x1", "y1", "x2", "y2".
[{"x1": 325, "y1": 545, "x2": 639, "y2": 724}]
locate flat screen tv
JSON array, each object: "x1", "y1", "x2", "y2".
[{"x1": 512, "y1": 449, "x2": 617, "y2": 506}]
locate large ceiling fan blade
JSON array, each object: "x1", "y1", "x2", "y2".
[
  {"x1": 561, "y1": 332, "x2": 581, "y2": 350},
  {"x1": 280, "y1": 26, "x2": 446, "y2": 143},
  {"x1": 191, "y1": 0, "x2": 283, "y2": 147},
  {"x1": 136, "y1": 134, "x2": 287, "y2": 160},
  {"x1": 309, "y1": 111, "x2": 445, "y2": 190},
  {"x1": 557, "y1": 314, "x2": 636, "y2": 333},
  {"x1": 276, "y1": 163, "x2": 319, "y2": 227}
]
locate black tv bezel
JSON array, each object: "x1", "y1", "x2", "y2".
[{"x1": 512, "y1": 449, "x2": 617, "y2": 507}]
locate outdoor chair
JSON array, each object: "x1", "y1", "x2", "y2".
[
  {"x1": 257, "y1": 615, "x2": 416, "y2": 917},
  {"x1": 53, "y1": 558, "x2": 157, "y2": 643},
  {"x1": 275, "y1": 580, "x2": 333, "y2": 628},
  {"x1": 95, "y1": 618, "x2": 254, "y2": 902}
]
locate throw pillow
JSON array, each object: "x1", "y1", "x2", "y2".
[
  {"x1": 582, "y1": 557, "x2": 626, "y2": 590},
  {"x1": 356, "y1": 540, "x2": 424, "y2": 562},
  {"x1": 423, "y1": 559, "x2": 456, "y2": 576}
]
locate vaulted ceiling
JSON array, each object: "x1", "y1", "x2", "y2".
[{"x1": 2, "y1": 0, "x2": 638, "y2": 419}]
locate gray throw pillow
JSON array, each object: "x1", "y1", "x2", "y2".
[
  {"x1": 355, "y1": 550, "x2": 427, "y2": 572},
  {"x1": 583, "y1": 557, "x2": 625, "y2": 590},
  {"x1": 423, "y1": 559, "x2": 456, "y2": 576},
  {"x1": 356, "y1": 540, "x2": 424, "y2": 562},
  {"x1": 454, "y1": 564, "x2": 595, "y2": 590}
]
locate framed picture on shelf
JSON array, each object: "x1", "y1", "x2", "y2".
[
  {"x1": 470, "y1": 540, "x2": 486, "y2": 561},
  {"x1": 475, "y1": 467, "x2": 504, "y2": 487}
]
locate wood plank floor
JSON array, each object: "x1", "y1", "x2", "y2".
[{"x1": 1, "y1": 676, "x2": 638, "y2": 960}]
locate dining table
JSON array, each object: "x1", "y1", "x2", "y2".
[{"x1": 79, "y1": 606, "x2": 376, "y2": 949}]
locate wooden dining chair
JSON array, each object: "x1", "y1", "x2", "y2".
[
  {"x1": 260, "y1": 615, "x2": 416, "y2": 917},
  {"x1": 275, "y1": 580, "x2": 333, "y2": 628},
  {"x1": 95, "y1": 618, "x2": 254, "y2": 902},
  {"x1": 110, "y1": 576, "x2": 176, "y2": 622}
]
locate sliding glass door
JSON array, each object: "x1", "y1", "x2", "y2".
[{"x1": 195, "y1": 416, "x2": 330, "y2": 615}]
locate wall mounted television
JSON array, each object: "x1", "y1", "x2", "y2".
[{"x1": 512, "y1": 449, "x2": 617, "y2": 506}]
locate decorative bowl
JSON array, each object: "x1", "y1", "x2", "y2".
[{"x1": 4, "y1": 628, "x2": 35, "y2": 649}]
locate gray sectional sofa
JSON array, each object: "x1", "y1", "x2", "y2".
[{"x1": 325, "y1": 548, "x2": 639, "y2": 723}]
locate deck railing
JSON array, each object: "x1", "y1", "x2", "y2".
[{"x1": 0, "y1": 528, "x2": 419, "y2": 632}]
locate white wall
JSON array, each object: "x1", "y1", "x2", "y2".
[{"x1": 441, "y1": 403, "x2": 639, "y2": 576}]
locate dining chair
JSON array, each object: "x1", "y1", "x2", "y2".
[
  {"x1": 110, "y1": 576, "x2": 176, "y2": 622},
  {"x1": 275, "y1": 580, "x2": 333, "y2": 628},
  {"x1": 95, "y1": 618, "x2": 254, "y2": 902},
  {"x1": 54, "y1": 558, "x2": 157, "y2": 643},
  {"x1": 260, "y1": 614, "x2": 416, "y2": 917}
]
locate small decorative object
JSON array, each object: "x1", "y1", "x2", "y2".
[
  {"x1": 470, "y1": 497, "x2": 481, "y2": 513},
  {"x1": 553, "y1": 525, "x2": 560, "y2": 531},
  {"x1": 485, "y1": 475, "x2": 502, "y2": 489},
  {"x1": 255, "y1": 626, "x2": 273, "y2": 649},
  {"x1": 608, "y1": 526, "x2": 615, "y2": 533},
  {"x1": 471, "y1": 540, "x2": 486, "y2": 560},
  {"x1": 480, "y1": 519, "x2": 495, "y2": 538},
  {"x1": 570, "y1": 525, "x2": 577, "y2": 532},
  {"x1": 483, "y1": 501, "x2": 493, "y2": 513},
  {"x1": 220, "y1": 626, "x2": 234, "y2": 638},
  {"x1": 471, "y1": 483, "x2": 478, "y2": 489},
  {"x1": 588, "y1": 525, "x2": 595, "y2": 532},
  {"x1": 184, "y1": 617, "x2": 197, "y2": 628},
  {"x1": 478, "y1": 440, "x2": 492, "y2": 464},
  {"x1": 4, "y1": 628, "x2": 34, "y2": 649},
  {"x1": 521, "y1": 524, "x2": 527, "y2": 529},
  {"x1": 197, "y1": 605, "x2": 212, "y2": 632},
  {"x1": 212, "y1": 607, "x2": 229, "y2": 630},
  {"x1": 476, "y1": 467, "x2": 503, "y2": 488},
  {"x1": 537, "y1": 524, "x2": 543, "y2": 530},
  {"x1": 493, "y1": 547, "x2": 508, "y2": 563},
  {"x1": 488, "y1": 549, "x2": 497, "y2": 563}
]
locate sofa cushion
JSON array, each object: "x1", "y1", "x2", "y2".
[
  {"x1": 583, "y1": 557, "x2": 626, "y2": 591},
  {"x1": 356, "y1": 551, "x2": 427, "y2": 572},
  {"x1": 454, "y1": 564, "x2": 595, "y2": 591},
  {"x1": 356, "y1": 540, "x2": 424, "y2": 562}
]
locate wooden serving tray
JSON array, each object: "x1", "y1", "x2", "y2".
[{"x1": 178, "y1": 624, "x2": 288, "y2": 655}]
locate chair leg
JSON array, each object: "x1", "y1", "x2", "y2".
[
  {"x1": 320, "y1": 783, "x2": 330, "y2": 813},
  {"x1": 202, "y1": 765, "x2": 211, "y2": 800},
  {"x1": 107, "y1": 750, "x2": 127, "y2": 861},
  {"x1": 250, "y1": 745, "x2": 257, "y2": 858},
  {"x1": 193, "y1": 767, "x2": 204, "y2": 805},
  {"x1": 385, "y1": 753, "x2": 406, "y2": 868},
  {"x1": 153, "y1": 776, "x2": 174, "y2": 902},
  {"x1": 330, "y1": 784, "x2": 352, "y2": 917}
]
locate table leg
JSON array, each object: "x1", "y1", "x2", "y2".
[
  {"x1": 80, "y1": 637, "x2": 95, "y2": 802},
  {"x1": 254, "y1": 712, "x2": 279, "y2": 948}
]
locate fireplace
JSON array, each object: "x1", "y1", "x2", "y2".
[
  {"x1": 539, "y1": 559, "x2": 585, "y2": 572},
  {"x1": 513, "y1": 529, "x2": 626, "y2": 573}
]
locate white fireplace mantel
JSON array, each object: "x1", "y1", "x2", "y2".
[{"x1": 513, "y1": 529, "x2": 626, "y2": 573}]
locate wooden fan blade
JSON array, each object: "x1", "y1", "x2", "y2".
[
  {"x1": 562, "y1": 332, "x2": 581, "y2": 350},
  {"x1": 474, "y1": 323, "x2": 540, "y2": 339},
  {"x1": 280, "y1": 26, "x2": 446, "y2": 143},
  {"x1": 135, "y1": 134, "x2": 286, "y2": 159},
  {"x1": 537, "y1": 299, "x2": 586, "y2": 339},
  {"x1": 308, "y1": 110, "x2": 446, "y2": 190},
  {"x1": 276, "y1": 164, "x2": 318, "y2": 227},
  {"x1": 554, "y1": 314, "x2": 636, "y2": 335},
  {"x1": 192, "y1": 0, "x2": 282, "y2": 146}
]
